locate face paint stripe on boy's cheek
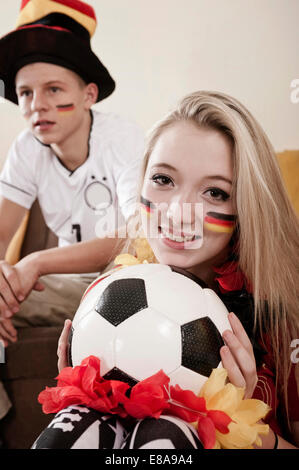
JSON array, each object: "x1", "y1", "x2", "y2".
[
  {"x1": 204, "y1": 211, "x2": 236, "y2": 233},
  {"x1": 56, "y1": 103, "x2": 75, "y2": 114}
]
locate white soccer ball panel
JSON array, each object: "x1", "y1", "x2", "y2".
[
  {"x1": 145, "y1": 270, "x2": 209, "y2": 326},
  {"x1": 72, "y1": 272, "x2": 117, "y2": 327},
  {"x1": 71, "y1": 310, "x2": 115, "y2": 374},
  {"x1": 115, "y1": 308, "x2": 181, "y2": 381},
  {"x1": 203, "y1": 289, "x2": 231, "y2": 333},
  {"x1": 169, "y1": 365, "x2": 211, "y2": 395}
]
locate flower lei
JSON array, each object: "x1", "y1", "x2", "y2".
[
  {"x1": 39, "y1": 238, "x2": 269, "y2": 449},
  {"x1": 38, "y1": 356, "x2": 269, "y2": 449},
  {"x1": 213, "y1": 259, "x2": 252, "y2": 294}
]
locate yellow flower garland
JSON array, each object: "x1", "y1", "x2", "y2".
[
  {"x1": 114, "y1": 238, "x2": 156, "y2": 266},
  {"x1": 198, "y1": 369, "x2": 269, "y2": 449}
]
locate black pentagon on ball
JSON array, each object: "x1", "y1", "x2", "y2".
[
  {"x1": 95, "y1": 278, "x2": 148, "y2": 326},
  {"x1": 103, "y1": 367, "x2": 138, "y2": 388},
  {"x1": 181, "y1": 317, "x2": 225, "y2": 377}
]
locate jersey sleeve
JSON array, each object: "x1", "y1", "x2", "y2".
[
  {"x1": 0, "y1": 132, "x2": 38, "y2": 209},
  {"x1": 113, "y1": 122, "x2": 145, "y2": 221},
  {"x1": 253, "y1": 335, "x2": 299, "y2": 434},
  {"x1": 253, "y1": 362, "x2": 282, "y2": 434}
]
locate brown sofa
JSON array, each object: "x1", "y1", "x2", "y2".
[{"x1": 0, "y1": 201, "x2": 61, "y2": 449}]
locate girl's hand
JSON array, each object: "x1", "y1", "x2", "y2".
[
  {"x1": 220, "y1": 311, "x2": 258, "y2": 398},
  {"x1": 57, "y1": 319, "x2": 72, "y2": 372}
]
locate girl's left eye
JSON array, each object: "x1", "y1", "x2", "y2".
[
  {"x1": 204, "y1": 188, "x2": 230, "y2": 201},
  {"x1": 151, "y1": 174, "x2": 174, "y2": 186},
  {"x1": 50, "y1": 87, "x2": 61, "y2": 93}
]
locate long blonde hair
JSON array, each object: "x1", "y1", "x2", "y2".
[{"x1": 125, "y1": 91, "x2": 299, "y2": 424}]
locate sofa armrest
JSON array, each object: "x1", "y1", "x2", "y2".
[{"x1": 20, "y1": 199, "x2": 58, "y2": 258}]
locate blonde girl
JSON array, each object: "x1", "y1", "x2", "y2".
[{"x1": 17, "y1": 91, "x2": 299, "y2": 448}]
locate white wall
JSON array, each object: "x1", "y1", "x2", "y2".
[{"x1": 0, "y1": 0, "x2": 298, "y2": 168}]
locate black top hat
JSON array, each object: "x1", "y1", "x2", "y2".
[{"x1": 0, "y1": 0, "x2": 115, "y2": 104}]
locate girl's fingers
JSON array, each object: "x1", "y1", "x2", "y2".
[
  {"x1": 227, "y1": 312, "x2": 254, "y2": 358},
  {"x1": 220, "y1": 345, "x2": 246, "y2": 389},
  {"x1": 58, "y1": 320, "x2": 72, "y2": 348},
  {"x1": 222, "y1": 328, "x2": 257, "y2": 398},
  {"x1": 57, "y1": 319, "x2": 72, "y2": 372}
]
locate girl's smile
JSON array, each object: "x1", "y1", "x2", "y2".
[{"x1": 141, "y1": 121, "x2": 235, "y2": 282}]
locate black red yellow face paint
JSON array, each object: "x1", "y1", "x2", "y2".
[
  {"x1": 140, "y1": 195, "x2": 156, "y2": 217},
  {"x1": 56, "y1": 103, "x2": 75, "y2": 115},
  {"x1": 140, "y1": 196, "x2": 236, "y2": 234},
  {"x1": 204, "y1": 212, "x2": 236, "y2": 233}
]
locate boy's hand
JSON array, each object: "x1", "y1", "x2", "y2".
[
  {"x1": 0, "y1": 317, "x2": 18, "y2": 346},
  {"x1": 0, "y1": 260, "x2": 24, "y2": 319},
  {"x1": 0, "y1": 258, "x2": 44, "y2": 318},
  {"x1": 0, "y1": 256, "x2": 45, "y2": 345},
  {"x1": 14, "y1": 255, "x2": 45, "y2": 300}
]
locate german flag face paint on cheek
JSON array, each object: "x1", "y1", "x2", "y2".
[
  {"x1": 140, "y1": 195, "x2": 156, "y2": 218},
  {"x1": 56, "y1": 104, "x2": 75, "y2": 115},
  {"x1": 204, "y1": 211, "x2": 236, "y2": 233}
]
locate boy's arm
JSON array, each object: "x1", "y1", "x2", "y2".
[
  {"x1": 0, "y1": 196, "x2": 28, "y2": 313},
  {"x1": 0, "y1": 234, "x2": 126, "y2": 345},
  {"x1": 18, "y1": 235, "x2": 126, "y2": 280},
  {"x1": 11, "y1": 234, "x2": 126, "y2": 310}
]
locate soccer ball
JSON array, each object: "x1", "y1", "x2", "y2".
[{"x1": 69, "y1": 264, "x2": 231, "y2": 394}]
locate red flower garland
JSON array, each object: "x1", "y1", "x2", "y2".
[
  {"x1": 38, "y1": 356, "x2": 232, "y2": 449},
  {"x1": 213, "y1": 260, "x2": 252, "y2": 293}
]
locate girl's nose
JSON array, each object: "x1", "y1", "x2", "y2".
[{"x1": 164, "y1": 194, "x2": 202, "y2": 231}]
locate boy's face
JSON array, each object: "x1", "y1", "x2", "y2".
[{"x1": 15, "y1": 62, "x2": 97, "y2": 146}]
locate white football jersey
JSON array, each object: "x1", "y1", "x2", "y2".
[{"x1": 0, "y1": 110, "x2": 144, "y2": 246}]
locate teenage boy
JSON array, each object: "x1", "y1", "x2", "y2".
[
  {"x1": 0, "y1": 0, "x2": 145, "y2": 423},
  {"x1": 0, "y1": 0, "x2": 144, "y2": 344}
]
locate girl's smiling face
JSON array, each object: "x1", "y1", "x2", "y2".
[{"x1": 141, "y1": 121, "x2": 235, "y2": 282}]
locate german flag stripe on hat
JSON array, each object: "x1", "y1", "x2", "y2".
[{"x1": 17, "y1": 0, "x2": 97, "y2": 37}]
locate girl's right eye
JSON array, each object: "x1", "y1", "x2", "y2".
[{"x1": 150, "y1": 174, "x2": 174, "y2": 186}]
